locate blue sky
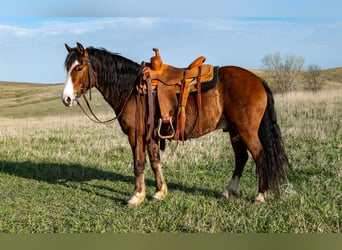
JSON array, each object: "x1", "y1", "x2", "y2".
[{"x1": 0, "y1": 0, "x2": 342, "y2": 83}]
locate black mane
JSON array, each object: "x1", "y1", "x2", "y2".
[{"x1": 64, "y1": 46, "x2": 141, "y2": 99}]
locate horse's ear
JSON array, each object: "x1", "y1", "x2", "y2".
[
  {"x1": 65, "y1": 43, "x2": 73, "y2": 52},
  {"x1": 76, "y1": 42, "x2": 85, "y2": 56}
]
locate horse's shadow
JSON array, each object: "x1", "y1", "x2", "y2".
[{"x1": 0, "y1": 160, "x2": 221, "y2": 205}]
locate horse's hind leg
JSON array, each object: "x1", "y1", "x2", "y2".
[
  {"x1": 147, "y1": 141, "x2": 168, "y2": 202},
  {"x1": 240, "y1": 133, "x2": 269, "y2": 204},
  {"x1": 222, "y1": 131, "x2": 249, "y2": 198}
]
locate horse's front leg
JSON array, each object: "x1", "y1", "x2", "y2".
[
  {"x1": 147, "y1": 141, "x2": 168, "y2": 202},
  {"x1": 127, "y1": 135, "x2": 147, "y2": 206}
]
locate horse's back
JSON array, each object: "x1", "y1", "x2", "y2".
[{"x1": 218, "y1": 66, "x2": 266, "y2": 97}]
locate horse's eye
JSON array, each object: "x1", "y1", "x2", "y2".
[{"x1": 75, "y1": 65, "x2": 83, "y2": 72}]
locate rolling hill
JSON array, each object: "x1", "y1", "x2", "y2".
[
  {"x1": 0, "y1": 67, "x2": 341, "y2": 119},
  {"x1": 0, "y1": 82, "x2": 113, "y2": 119}
]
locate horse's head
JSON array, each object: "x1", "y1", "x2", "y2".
[{"x1": 62, "y1": 42, "x2": 96, "y2": 107}]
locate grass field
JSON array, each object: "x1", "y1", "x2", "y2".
[{"x1": 0, "y1": 76, "x2": 341, "y2": 232}]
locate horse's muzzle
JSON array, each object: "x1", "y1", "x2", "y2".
[{"x1": 62, "y1": 94, "x2": 77, "y2": 107}]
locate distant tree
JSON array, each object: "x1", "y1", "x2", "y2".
[
  {"x1": 305, "y1": 64, "x2": 324, "y2": 92},
  {"x1": 262, "y1": 52, "x2": 305, "y2": 94}
]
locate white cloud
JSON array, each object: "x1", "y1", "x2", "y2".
[
  {"x1": 0, "y1": 17, "x2": 160, "y2": 40},
  {"x1": 39, "y1": 17, "x2": 160, "y2": 34},
  {"x1": 0, "y1": 24, "x2": 33, "y2": 37}
]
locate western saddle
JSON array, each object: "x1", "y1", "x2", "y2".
[{"x1": 140, "y1": 48, "x2": 215, "y2": 143}]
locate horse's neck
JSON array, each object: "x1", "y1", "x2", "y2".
[
  {"x1": 95, "y1": 78, "x2": 136, "y2": 115},
  {"x1": 95, "y1": 85, "x2": 121, "y2": 113},
  {"x1": 91, "y1": 54, "x2": 140, "y2": 114}
]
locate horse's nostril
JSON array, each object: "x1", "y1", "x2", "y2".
[{"x1": 63, "y1": 96, "x2": 72, "y2": 106}]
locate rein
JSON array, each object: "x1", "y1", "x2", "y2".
[
  {"x1": 77, "y1": 84, "x2": 135, "y2": 125},
  {"x1": 76, "y1": 59, "x2": 143, "y2": 125},
  {"x1": 76, "y1": 94, "x2": 120, "y2": 125}
]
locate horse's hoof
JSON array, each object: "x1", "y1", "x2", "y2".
[
  {"x1": 254, "y1": 192, "x2": 267, "y2": 205},
  {"x1": 221, "y1": 188, "x2": 237, "y2": 199},
  {"x1": 127, "y1": 192, "x2": 146, "y2": 207},
  {"x1": 221, "y1": 190, "x2": 230, "y2": 199},
  {"x1": 152, "y1": 185, "x2": 168, "y2": 202},
  {"x1": 221, "y1": 177, "x2": 239, "y2": 200}
]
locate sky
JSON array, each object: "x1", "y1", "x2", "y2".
[{"x1": 0, "y1": 0, "x2": 341, "y2": 83}]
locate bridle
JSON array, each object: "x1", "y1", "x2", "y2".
[
  {"x1": 75, "y1": 58, "x2": 137, "y2": 125},
  {"x1": 74, "y1": 57, "x2": 153, "y2": 162}
]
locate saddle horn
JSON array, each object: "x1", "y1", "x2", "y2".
[{"x1": 151, "y1": 48, "x2": 163, "y2": 71}]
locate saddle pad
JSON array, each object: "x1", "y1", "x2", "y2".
[{"x1": 200, "y1": 66, "x2": 219, "y2": 93}]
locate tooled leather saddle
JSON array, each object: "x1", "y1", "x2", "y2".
[{"x1": 140, "y1": 48, "x2": 216, "y2": 143}]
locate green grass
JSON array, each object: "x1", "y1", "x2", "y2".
[{"x1": 0, "y1": 81, "x2": 341, "y2": 233}]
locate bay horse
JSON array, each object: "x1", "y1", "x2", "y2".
[{"x1": 61, "y1": 42, "x2": 289, "y2": 206}]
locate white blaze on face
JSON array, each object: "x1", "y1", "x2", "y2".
[{"x1": 62, "y1": 60, "x2": 79, "y2": 107}]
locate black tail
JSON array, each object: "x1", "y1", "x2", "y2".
[{"x1": 258, "y1": 81, "x2": 289, "y2": 191}]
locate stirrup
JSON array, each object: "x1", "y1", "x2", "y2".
[{"x1": 157, "y1": 118, "x2": 175, "y2": 139}]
